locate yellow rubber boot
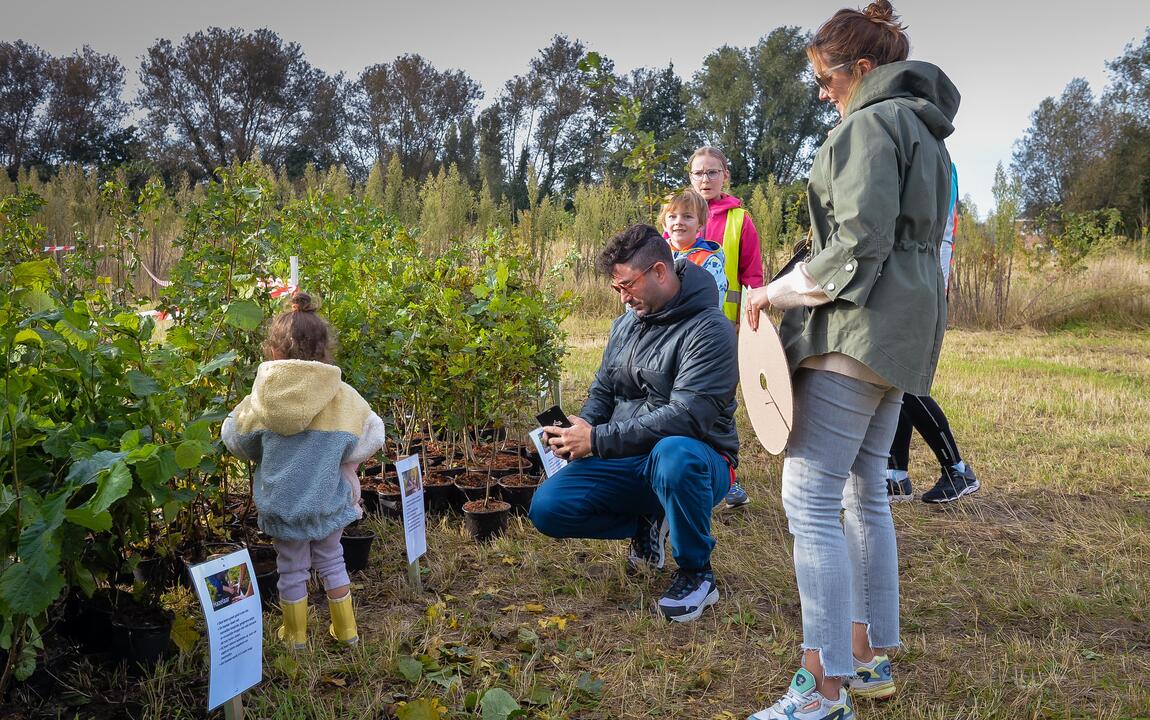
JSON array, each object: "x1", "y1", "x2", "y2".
[
  {"x1": 327, "y1": 591, "x2": 359, "y2": 646},
  {"x1": 278, "y1": 596, "x2": 308, "y2": 649}
]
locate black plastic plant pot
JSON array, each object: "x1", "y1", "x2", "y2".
[
  {"x1": 132, "y1": 555, "x2": 178, "y2": 587},
  {"x1": 63, "y1": 587, "x2": 129, "y2": 652},
  {"x1": 248, "y1": 543, "x2": 279, "y2": 610},
  {"x1": 454, "y1": 472, "x2": 492, "y2": 503},
  {"x1": 110, "y1": 603, "x2": 173, "y2": 670},
  {"x1": 340, "y1": 529, "x2": 376, "y2": 574},
  {"x1": 423, "y1": 480, "x2": 457, "y2": 514},
  {"x1": 179, "y1": 541, "x2": 242, "y2": 587},
  {"x1": 462, "y1": 499, "x2": 511, "y2": 542},
  {"x1": 497, "y1": 475, "x2": 541, "y2": 514},
  {"x1": 360, "y1": 487, "x2": 380, "y2": 515}
]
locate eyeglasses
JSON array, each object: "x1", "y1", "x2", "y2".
[
  {"x1": 689, "y1": 169, "x2": 724, "y2": 180},
  {"x1": 610, "y1": 262, "x2": 658, "y2": 294},
  {"x1": 814, "y1": 60, "x2": 855, "y2": 90}
]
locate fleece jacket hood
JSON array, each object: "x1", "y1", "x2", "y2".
[{"x1": 247, "y1": 360, "x2": 343, "y2": 436}]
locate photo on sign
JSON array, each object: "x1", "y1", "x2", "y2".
[
  {"x1": 202, "y1": 561, "x2": 255, "y2": 612},
  {"x1": 402, "y1": 465, "x2": 422, "y2": 496}
]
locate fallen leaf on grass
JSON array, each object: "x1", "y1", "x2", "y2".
[
  {"x1": 396, "y1": 698, "x2": 448, "y2": 720},
  {"x1": 322, "y1": 675, "x2": 347, "y2": 688},
  {"x1": 500, "y1": 602, "x2": 546, "y2": 613},
  {"x1": 538, "y1": 614, "x2": 575, "y2": 630}
]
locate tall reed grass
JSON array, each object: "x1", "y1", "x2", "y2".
[{"x1": 4, "y1": 162, "x2": 1147, "y2": 329}]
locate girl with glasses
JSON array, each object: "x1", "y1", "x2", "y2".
[
  {"x1": 689, "y1": 146, "x2": 764, "y2": 508},
  {"x1": 743, "y1": 1, "x2": 959, "y2": 718}
]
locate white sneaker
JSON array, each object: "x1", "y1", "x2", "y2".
[
  {"x1": 748, "y1": 668, "x2": 855, "y2": 720},
  {"x1": 656, "y1": 568, "x2": 718, "y2": 622}
]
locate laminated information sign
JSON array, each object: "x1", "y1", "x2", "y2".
[
  {"x1": 396, "y1": 453, "x2": 427, "y2": 564},
  {"x1": 188, "y1": 548, "x2": 263, "y2": 711}
]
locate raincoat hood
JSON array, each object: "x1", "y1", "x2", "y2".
[{"x1": 846, "y1": 60, "x2": 960, "y2": 140}]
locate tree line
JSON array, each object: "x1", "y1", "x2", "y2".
[
  {"x1": 0, "y1": 27, "x2": 834, "y2": 209},
  {"x1": 1010, "y1": 27, "x2": 1150, "y2": 238}
]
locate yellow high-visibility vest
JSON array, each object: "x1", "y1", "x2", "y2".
[{"x1": 719, "y1": 208, "x2": 745, "y2": 321}]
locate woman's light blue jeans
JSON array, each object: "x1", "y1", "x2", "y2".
[{"x1": 782, "y1": 368, "x2": 903, "y2": 677}]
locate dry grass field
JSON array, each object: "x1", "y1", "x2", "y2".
[{"x1": 17, "y1": 320, "x2": 1150, "y2": 720}]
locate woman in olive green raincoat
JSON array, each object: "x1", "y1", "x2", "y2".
[{"x1": 744, "y1": 2, "x2": 960, "y2": 719}]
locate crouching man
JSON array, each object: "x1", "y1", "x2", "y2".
[{"x1": 529, "y1": 223, "x2": 739, "y2": 622}]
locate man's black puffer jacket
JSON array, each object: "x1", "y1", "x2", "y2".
[{"x1": 581, "y1": 259, "x2": 740, "y2": 465}]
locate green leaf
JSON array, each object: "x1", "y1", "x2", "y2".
[
  {"x1": 136, "y1": 445, "x2": 180, "y2": 490},
  {"x1": 196, "y1": 349, "x2": 238, "y2": 378},
  {"x1": 525, "y1": 685, "x2": 553, "y2": 706},
  {"x1": 0, "y1": 487, "x2": 16, "y2": 519},
  {"x1": 55, "y1": 319, "x2": 95, "y2": 350},
  {"x1": 397, "y1": 655, "x2": 424, "y2": 682},
  {"x1": 480, "y1": 688, "x2": 521, "y2": 720},
  {"x1": 120, "y1": 429, "x2": 142, "y2": 452},
  {"x1": 175, "y1": 440, "x2": 211, "y2": 470},
  {"x1": 126, "y1": 370, "x2": 161, "y2": 398},
  {"x1": 424, "y1": 667, "x2": 459, "y2": 689},
  {"x1": 18, "y1": 492, "x2": 68, "y2": 576},
  {"x1": 13, "y1": 328, "x2": 41, "y2": 346},
  {"x1": 0, "y1": 562, "x2": 65, "y2": 617},
  {"x1": 20, "y1": 289, "x2": 54, "y2": 313},
  {"x1": 183, "y1": 419, "x2": 213, "y2": 444},
  {"x1": 575, "y1": 672, "x2": 604, "y2": 698},
  {"x1": 64, "y1": 462, "x2": 133, "y2": 531},
  {"x1": 170, "y1": 612, "x2": 200, "y2": 654},
  {"x1": 223, "y1": 300, "x2": 263, "y2": 331},
  {"x1": 13, "y1": 260, "x2": 55, "y2": 287},
  {"x1": 65, "y1": 450, "x2": 127, "y2": 485}
]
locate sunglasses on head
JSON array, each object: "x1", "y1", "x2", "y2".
[{"x1": 814, "y1": 60, "x2": 855, "y2": 90}]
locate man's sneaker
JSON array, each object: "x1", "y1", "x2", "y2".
[
  {"x1": 725, "y1": 480, "x2": 750, "y2": 508},
  {"x1": 887, "y1": 475, "x2": 914, "y2": 503},
  {"x1": 748, "y1": 668, "x2": 855, "y2": 719},
  {"x1": 846, "y1": 654, "x2": 896, "y2": 700},
  {"x1": 922, "y1": 462, "x2": 979, "y2": 504},
  {"x1": 626, "y1": 513, "x2": 668, "y2": 574},
  {"x1": 656, "y1": 568, "x2": 719, "y2": 622}
]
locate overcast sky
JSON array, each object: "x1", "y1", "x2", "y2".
[{"x1": 5, "y1": 0, "x2": 1148, "y2": 215}]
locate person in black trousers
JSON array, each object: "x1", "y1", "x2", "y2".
[{"x1": 887, "y1": 163, "x2": 979, "y2": 504}]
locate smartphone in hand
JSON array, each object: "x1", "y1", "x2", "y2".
[{"x1": 536, "y1": 405, "x2": 571, "y2": 436}]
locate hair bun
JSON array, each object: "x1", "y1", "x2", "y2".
[
  {"x1": 863, "y1": 0, "x2": 894, "y2": 20},
  {"x1": 290, "y1": 291, "x2": 316, "y2": 313}
]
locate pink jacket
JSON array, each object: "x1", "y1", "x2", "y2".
[{"x1": 705, "y1": 194, "x2": 765, "y2": 289}]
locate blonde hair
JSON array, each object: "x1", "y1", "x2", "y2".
[
  {"x1": 261, "y1": 291, "x2": 335, "y2": 363},
  {"x1": 658, "y1": 188, "x2": 710, "y2": 234},
  {"x1": 688, "y1": 146, "x2": 730, "y2": 174}
]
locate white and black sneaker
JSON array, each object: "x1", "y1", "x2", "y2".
[
  {"x1": 627, "y1": 513, "x2": 669, "y2": 574},
  {"x1": 657, "y1": 568, "x2": 719, "y2": 622},
  {"x1": 922, "y1": 462, "x2": 979, "y2": 503},
  {"x1": 887, "y1": 475, "x2": 914, "y2": 503}
]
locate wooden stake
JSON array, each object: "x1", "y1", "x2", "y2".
[
  {"x1": 222, "y1": 695, "x2": 244, "y2": 720},
  {"x1": 407, "y1": 559, "x2": 422, "y2": 591}
]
